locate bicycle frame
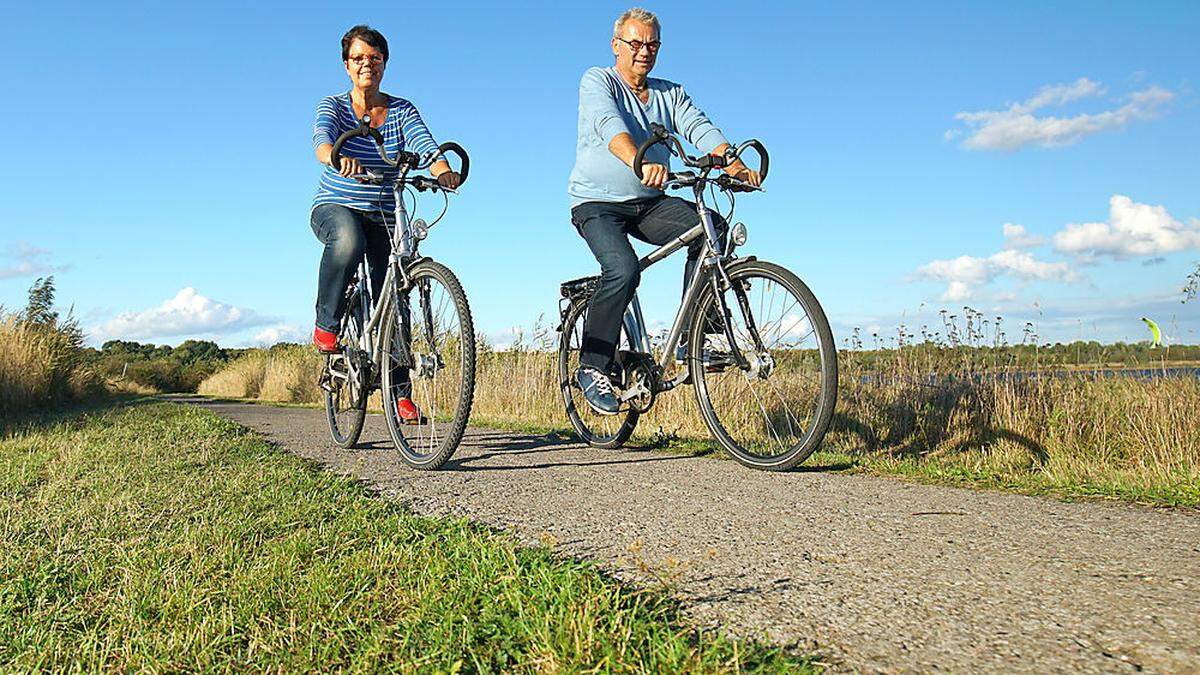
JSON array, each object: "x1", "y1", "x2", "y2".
[
  {"x1": 618, "y1": 182, "x2": 739, "y2": 393},
  {"x1": 327, "y1": 119, "x2": 466, "y2": 380},
  {"x1": 338, "y1": 172, "x2": 438, "y2": 386}
]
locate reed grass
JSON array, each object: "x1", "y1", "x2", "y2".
[
  {"x1": 0, "y1": 313, "x2": 103, "y2": 417},
  {"x1": 196, "y1": 322, "x2": 1200, "y2": 505}
]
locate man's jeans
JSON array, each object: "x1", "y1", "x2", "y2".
[
  {"x1": 311, "y1": 203, "x2": 410, "y2": 397},
  {"x1": 571, "y1": 195, "x2": 728, "y2": 376}
]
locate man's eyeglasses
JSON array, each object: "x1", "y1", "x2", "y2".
[
  {"x1": 348, "y1": 54, "x2": 385, "y2": 66},
  {"x1": 616, "y1": 37, "x2": 661, "y2": 54}
]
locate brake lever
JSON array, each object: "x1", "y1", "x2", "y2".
[
  {"x1": 716, "y1": 175, "x2": 764, "y2": 193},
  {"x1": 351, "y1": 171, "x2": 385, "y2": 185},
  {"x1": 409, "y1": 176, "x2": 458, "y2": 194},
  {"x1": 666, "y1": 170, "x2": 699, "y2": 190}
]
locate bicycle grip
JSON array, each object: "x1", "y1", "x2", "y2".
[
  {"x1": 742, "y1": 139, "x2": 769, "y2": 181},
  {"x1": 329, "y1": 116, "x2": 386, "y2": 173},
  {"x1": 436, "y1": 141, "x2": 470, "y2": 185},
  {"x1": 633, "y1": 134, "x2": 660, "y2": 180}
]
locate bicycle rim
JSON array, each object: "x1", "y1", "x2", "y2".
[
  {"x1": 558, "y1": 300, "x2": 638, "y2": 448},
  {"x1": 324, "y1": 302, "x2": 366, "y2": 447},
  {"x1": 381, "y1": 260, "x2": 476, "y2": 469},
  {"x1": 689, "y1": 260, "x2": 837, "y2": 470}
]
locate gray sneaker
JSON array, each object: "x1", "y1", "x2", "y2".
[{"x1": 576, "y1": 367, "x2": 620, "y2": 415}]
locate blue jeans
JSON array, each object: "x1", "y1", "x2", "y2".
[
  {"x1": 311, "y1": 204, "x2": 392, "y2": 332},
  {"x1": 311, "y1": 204, "x2": 410, "y2": 397},
  {"x1": 570, "y1": 195, "x2": 727, "y2": 376}
]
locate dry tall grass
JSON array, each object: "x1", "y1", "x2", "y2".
[
  {"x1": 1, "y1": 315, "x2": 103, "y2": 416},
  {"x1": 197, "y1": 346, "x2": 322, "y2": 404},
  {"x1": 198, "y1": 338, "x2": 1199, "y2": 501}
]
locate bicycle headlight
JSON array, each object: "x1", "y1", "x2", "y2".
[
  {"x1": 730, "y1": 222, "x2": 748, "y2": 247},
  {"x1": 412, "y1": 218, "x2": 428, "y2": 241}
]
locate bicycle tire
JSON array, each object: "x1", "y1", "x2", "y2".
[
  {"x1": 687, "y1": 259, "x2": 837, "y2": 470},
  {"x1": 380, "y1": 259, "x2": 476, "y2": 470},
  {"x1": 324, "y1": 289, "x2": 368, "y2": 448},
  {"x1": 557, "y1": 298, "x2": 639, "y2": 449}
]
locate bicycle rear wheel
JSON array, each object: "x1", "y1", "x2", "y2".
[
  {"x1": 558, "y1": 299, "x2": 638, "y2": 448},
  {"x1": 381, "y1": 259, "x2": 476, "y2": 470},
  {"x1": 687, "y1": 259, "x2": 837, "y2": 470},
  {"x1": 323, "y1": 289, "x2": 367, "y2": 448}
]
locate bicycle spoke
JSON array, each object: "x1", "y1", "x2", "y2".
[
  {"x1": 694, "y1": 265, "x2": 833, "y2": 465},
  {"x1": 382, "y1": 263, "x2": 473, "y2": 468}
]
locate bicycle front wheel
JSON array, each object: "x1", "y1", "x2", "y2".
[
  {"x1": 687, "y1": 259, "x2": 837, "y2": 470},
  {"x1": 380, "y1": 260, "x2": 476, "y2": 469}
]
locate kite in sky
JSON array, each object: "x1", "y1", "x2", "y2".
[{"x1": 1140, "y1": 317, "x2": 1162, "y2": 347}]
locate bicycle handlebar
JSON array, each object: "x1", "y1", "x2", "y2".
[
  {"x1": 434, "y1": 141, "x2": 470, "y2": 184},
  {"x1": 329, "y1": 115, "x2": 470, "y2": 186},
  {"x1": 632, "y1": 123, "x2": 769, "y2": 185}
]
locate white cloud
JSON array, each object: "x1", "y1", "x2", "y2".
[
  {"x1": 251, "y1": 324, "x2": 306, "y2": 345},
  {"x1": 950, "y1": 79, "x2": 1173, "y2": 151},
  {"x1": 0, "y1": 242, "x2": 68, "y2": 280},
  {"x1": 91, "y1": 288, "x2": 275, "y2": 342},
  {"x1": 916, "y1": 226, "x2": 1075, "y2": 301},
  {"x1": 1001, "y1": 223, "x2": 1044, "y2": 250},
  {"x1": 1053, "y1": 195, "x2": 1200, "y2": 260}
]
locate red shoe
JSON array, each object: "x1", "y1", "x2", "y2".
[
  {"x1": 395, "y1": 397, "x2": 425, "y2": 425},
  {"x1": 313, "y1": 327, "x2": 338, "y2": 353}
]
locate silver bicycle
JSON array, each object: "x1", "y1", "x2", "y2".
[
  {"x1": 557, "y1": 124, "x2": 837, "y2": 471},
  {"x1": 319, "y1": 115, "x2": 475, "y2": 470}
]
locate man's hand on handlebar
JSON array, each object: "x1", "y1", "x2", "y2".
[
  {"x1": 640, "y1": 163, "x2": 669, "y2": 190},
  {"x1": 729, "y1": 166, "x2": 762, "y2": 191}
]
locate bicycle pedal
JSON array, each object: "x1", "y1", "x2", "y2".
[{"x1": 400, "y1": 416, "x2": 428, "y2": 426}]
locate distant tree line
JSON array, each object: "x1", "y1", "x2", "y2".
[
  {"x1": 84, "y1": 339, "x2": 254, "y2": 392},
  {"x1": 842, "y1": 339, "x2": 1200, "y2": 372}
]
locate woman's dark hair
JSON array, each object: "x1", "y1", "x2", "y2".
[{"x1": 341, "y1": 25, "x2": 389, "y2": 63}]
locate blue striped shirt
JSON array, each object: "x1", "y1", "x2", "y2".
[{"x1": 311, "y1": 93, "x2": 440, "y2": 213}]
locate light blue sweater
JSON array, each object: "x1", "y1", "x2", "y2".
[{"x1": 568, "y1": 66, "x2": 729, "y2": 207}]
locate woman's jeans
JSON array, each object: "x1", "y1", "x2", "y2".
[
  {"x1": 570, "y1": 195, "x2": 727, "y2": 377},
  {"x1": 311, "y1": 203, "x2": 410, "y2": 397}
]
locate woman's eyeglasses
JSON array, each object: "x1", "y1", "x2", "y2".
[{"x1": 348, "y1": 54, "x2": 385, "y2": 66}]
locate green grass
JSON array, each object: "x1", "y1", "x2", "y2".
[{"x1": 0, "y1": 401, "x2": 816, "y2": 672}]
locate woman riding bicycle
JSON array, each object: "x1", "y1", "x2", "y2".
[{"x1": 310, "y1": 24, "x2": 461, "y2": 423}]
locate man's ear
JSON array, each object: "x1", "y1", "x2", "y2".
[{"x1": 611, "y1": 38, "x2": 620, "y2": 58}]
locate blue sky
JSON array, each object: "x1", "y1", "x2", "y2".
[{"x1": 2, "y1": 0, "x2": 1197, "y2": 348}]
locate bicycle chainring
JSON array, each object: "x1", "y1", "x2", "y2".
[{"x1": 616, "y1": 350, "x2": 659, "y2": 414}]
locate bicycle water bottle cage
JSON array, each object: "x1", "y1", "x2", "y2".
[{"x1": 560, "y1": 275, "x2": 600, "y2": 301}]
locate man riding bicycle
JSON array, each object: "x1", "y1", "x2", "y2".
[
  {"x1": 310, "y1": 25, "x2": 461, "y2": 423},
  {"x1": 568, "y1": 8, "x2": 762, "y2": 415}
]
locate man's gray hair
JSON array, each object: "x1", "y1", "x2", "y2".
[{"x1": 613, "y1": 8, "x2": 660, "y2": 38}]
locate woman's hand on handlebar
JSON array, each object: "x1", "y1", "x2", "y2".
[
  {"x1": 436, "y1": 171, "x2": 462, "y2": 190},
  {"x1": 334, "y1": 156, "x2": 367, "y2": 181},
  {"x1": 640, "y1": 163, "x2": 668, "y2": 190}
]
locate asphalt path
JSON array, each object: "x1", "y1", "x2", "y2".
[{"x1": 180, "y1": 397, "x2": 1200, "y2": 673}]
